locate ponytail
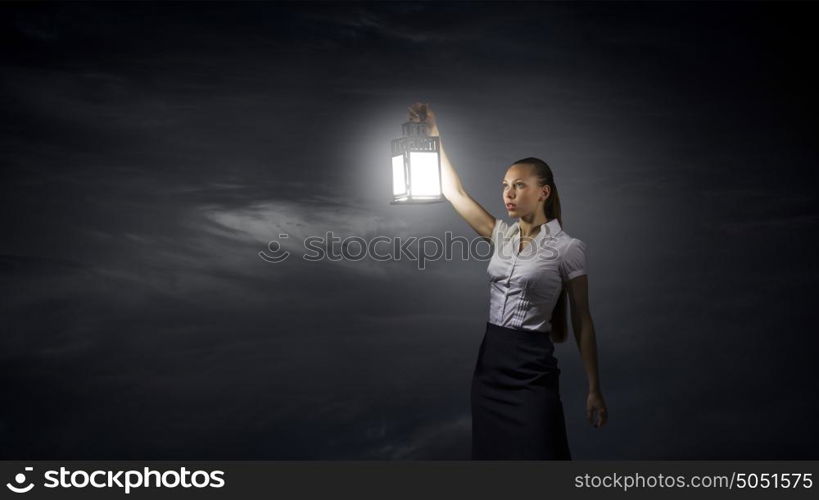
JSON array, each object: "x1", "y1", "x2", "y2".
[{"x1": 511, "y1": 157, "x2": 567, "y2": 343}]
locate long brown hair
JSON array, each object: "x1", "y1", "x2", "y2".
[{"x1": 512, "y1": 157, "x2": 568, "y2": 344}]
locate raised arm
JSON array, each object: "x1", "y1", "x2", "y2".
[{"x1": 408, "y1": 103, "x2": 496, "y2": 239}]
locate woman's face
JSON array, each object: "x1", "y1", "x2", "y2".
[{"x1": 502, "y1": 164, "x2": 548, "y2": 218}]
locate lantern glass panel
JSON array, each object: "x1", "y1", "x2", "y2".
[
  {"x1": 392, "y1": 155, "x2": 406, "y2": 196},
  {"x1": 408, "y1": 151, "x2": 441, "y2": 197}
]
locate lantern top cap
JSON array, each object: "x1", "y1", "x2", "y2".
[{"x1": 401, "y1": 121, "x2": 431, "y2": 137}]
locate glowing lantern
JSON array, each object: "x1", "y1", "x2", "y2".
[{"x1": 390, "y1": 120, "x2": 443, "y2": 204}]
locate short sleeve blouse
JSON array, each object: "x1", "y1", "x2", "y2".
[{"x1": 486, "y1": 217, "x2": 588, "y2": 332}]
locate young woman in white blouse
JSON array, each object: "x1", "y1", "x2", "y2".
[{"x1": 407, "y1": 103, "x2": 608, "y2": 460}]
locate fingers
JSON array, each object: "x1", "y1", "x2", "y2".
[
  {"x1": 408, "y1": 105, "x2": 422, "y2": 122},
  {"x1": 597, "y1": 408, "x2": 608, "y2": 428},
  {"x1": 407, "y1": 102, "x2": 431, "y2": 122},
  {"x1": 587, "y1": 406, "x2": 608, "y2": 428}
]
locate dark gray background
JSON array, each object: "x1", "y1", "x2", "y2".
[{"x1": 1, "y1": 1, "x2": 817, "y2": 459}]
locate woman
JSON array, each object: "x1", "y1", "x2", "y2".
[{"x1": 407, "y1": 102, "x2": 608, "y2": 460}]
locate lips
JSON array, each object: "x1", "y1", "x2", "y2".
[{"x1": 506, "y1": 203, "x2": 516, "y2": 209}]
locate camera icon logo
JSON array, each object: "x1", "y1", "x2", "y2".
[
  {"x1": 259, "y1": 233, "x2": 291, "y2": 263},
  {"x1": 6, "y1": 467, "x2": 35, "y2": 494}
]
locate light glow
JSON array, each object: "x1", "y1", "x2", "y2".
[
  {"x1": 408, "y1": 151, "x2": 441, "y2": 197},
  {"x1": 392, "y1": 155, "x2": 406, "y2": 196}
]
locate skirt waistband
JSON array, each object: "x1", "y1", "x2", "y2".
[{"x1": 485, "y1": 321, "x2": 554, "y2": 345}]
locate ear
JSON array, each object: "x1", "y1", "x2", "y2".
[{"x1": 540, "y1": 185, "x2": 551, "y2": 202}]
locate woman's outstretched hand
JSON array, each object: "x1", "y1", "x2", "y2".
[
  {"x1": 587, "y1": 390, "x2": 608, "y2": 428},
  {"x1": 408, "y1": 102, "x2": 439, "y2": 135}
]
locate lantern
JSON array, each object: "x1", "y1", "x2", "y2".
[{"x1": 390, "y1": 120, "x2": 443, "y2": 204}]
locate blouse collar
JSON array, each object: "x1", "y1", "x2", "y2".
[{"x1": 514, "y1": 218, "x2": 562, "y2": 241}]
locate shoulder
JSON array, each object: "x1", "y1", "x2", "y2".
[
  {"x1": 553, "y1": 230, "x2": 585, "y2": 251},
  {"x1": 568, "y1": 236, "x2": 586, "y2": 249},
  {"x1": 562, "y1": 236, "x2": 587, "y2": 257}
]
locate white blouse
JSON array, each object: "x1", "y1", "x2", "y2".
[{"x1": 486, "y1": 217, "x2": 588, "y2": 333}]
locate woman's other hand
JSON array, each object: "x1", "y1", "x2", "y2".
[
  {"x1": 586, "y1": 390, "x2": 608, "y2": 428},
  {"x1": 408, "y1": 102, "x2": 439, "y2": 135}
]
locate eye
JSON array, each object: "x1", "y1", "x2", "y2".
[{"x1": 516, "y1": 182, "x2": 525, "y2": 188}]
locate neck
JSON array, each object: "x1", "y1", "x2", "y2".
[{"x1": 518, "y1": 213, "x2": 549, "y2": 238}]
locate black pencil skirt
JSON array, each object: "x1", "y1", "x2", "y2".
[{"x1": 470, "y1": 321, "x2": 571, "y2": 460}]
